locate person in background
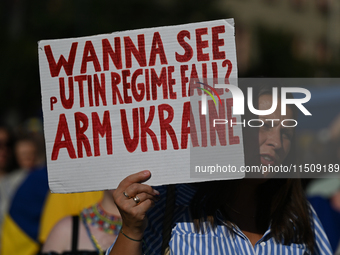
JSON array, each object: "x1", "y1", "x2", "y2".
[
  {"x1": 0, "y1": 117, "x2": 103, "y2": 255},
  {"x1": 1, "y1": 125, "x2": 47, "y2": 214},
  {"x1": 0, "y1": 136, "x2": 40, "y2": 249},
  {"x1": 0, "y1": 120, "x2": 104, "y2": 255},
  {"x1": 1, "y1": 165, "x2": 104, "y2": 255},
  {"x1": 41, "y1": 190, "x2": 122, "y2": 255},
  {"x1": 15, "y1": 137, "x2": 39, "y2": 171},
  {"x1": 0, "y1": 125, "x2": 16, "y2": 251}
]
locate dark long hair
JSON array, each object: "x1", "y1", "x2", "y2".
[
  {"x1": 190, "y1": 178, "x2": 314, "y2": 252},
  {"x1": 190, "y1": 81, "x2": 315, "y2": 252}
]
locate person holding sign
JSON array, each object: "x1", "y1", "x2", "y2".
[{"x1": 106, "y1": 85, "x2": 332, "y2": 255}]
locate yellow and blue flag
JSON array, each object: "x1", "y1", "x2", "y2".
[{"x1": 1, "y1": 166, "x2": 103, "y2": 255}]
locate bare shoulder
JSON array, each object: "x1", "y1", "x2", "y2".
[{"x1": 42, "y1": 216, "x2": 75, "y2": 252}]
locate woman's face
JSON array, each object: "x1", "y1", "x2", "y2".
[
  {"x1": 258, "y1": 94, "x2": 295, "y2": 166},
  {"x1": 15, "y1": 140, "x2": 37, "y2": 171}
]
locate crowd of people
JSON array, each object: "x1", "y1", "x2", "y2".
[{"x1": 0, "y1": 119, "x2": 123, "y2": 255}]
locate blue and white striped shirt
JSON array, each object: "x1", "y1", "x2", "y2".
[{"x1": 107, "y1": 184, "x2": 332, "y2": 255}]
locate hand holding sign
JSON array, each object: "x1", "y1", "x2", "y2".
[
  {"x1": 113, "y1": 170, "x2": 159, "y2": 241},
  {"x1": 109, "y1": 171, "x2": 160, "y2": 255}
]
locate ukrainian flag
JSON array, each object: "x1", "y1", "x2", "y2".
[{"x1": 1, "y1": 166, "x2": 103, "y2": 255}]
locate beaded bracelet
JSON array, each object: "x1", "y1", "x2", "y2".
[{"x1": 120, "y1": 228, "x2": 143, "y2": 242}]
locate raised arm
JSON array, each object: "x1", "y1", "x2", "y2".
[{"x1": 108, "y1": 170, "x2": 159, "y2": 255}]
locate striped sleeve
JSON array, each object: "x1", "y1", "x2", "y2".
[{"x1": 310, "y1": 204, "x2": 333, "y2": 255}]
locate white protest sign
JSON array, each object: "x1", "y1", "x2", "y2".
[{"x1": 38, "y1": 19, "x2": 245, "y2": 193}]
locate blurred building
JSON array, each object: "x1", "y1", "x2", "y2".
[{"x1": 219, "y1": 0, "x2": 340, "y2": 75}]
